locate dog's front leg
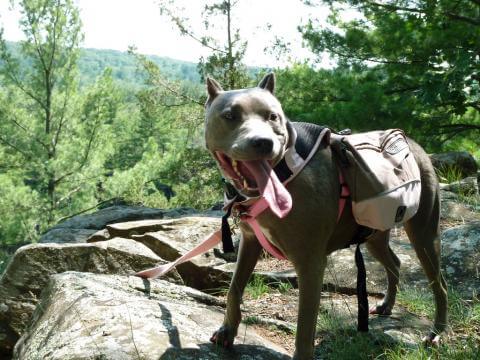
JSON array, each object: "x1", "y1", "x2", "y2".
[
  {"x1": 293, "y1": 256, "x2": 327, "y2": 360},
  {"x1": 210, "y1": 224, "x2": 262, "y2": 348}
]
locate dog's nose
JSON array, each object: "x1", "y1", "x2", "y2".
[{"x1": 250, "y1": 137, "x2": 274, "y2": 155}]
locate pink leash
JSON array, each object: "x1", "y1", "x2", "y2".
[
  {"x1": 136, "y1": 172, "x2": 350, "y2": 279},
  {"x1": 135, "y1": 230, "x2": 222, "y2": 279}
]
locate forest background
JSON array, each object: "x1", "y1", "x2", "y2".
[{"x1": 0, "y1": 0, "x2": 478, "y2": 255}]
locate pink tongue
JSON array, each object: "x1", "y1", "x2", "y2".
[{"x1": 243, "y1": 160, "x2": 292, "y2": 218}]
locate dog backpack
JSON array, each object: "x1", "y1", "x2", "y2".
[{"x1": 331, "y1": 129, "x2": 422, "y2": 231}]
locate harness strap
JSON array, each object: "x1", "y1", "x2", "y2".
[
  {"x1": 242, "y1": 170, "x2": 350, "y2": 261},
  {"x1": 355, "y1": 244, "x2": 369, "y2": 332},
  {"x1": 221, "y1": 204, "x2": 235, "y2": 253},
  {"x1": 240, "y1": 198, "x2": 287, "y2": 260},
  {"x1": 338, "y1": 171, "x2": 350, "y2": 222}
]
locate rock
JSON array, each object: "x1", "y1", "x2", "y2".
[
  {"x1": 129, "y1": 217, "x2": 232, "y2": 292},
  {"x1": 86, "y1": 228, "x2": 110, "y2": 242},
  {"x1": 323, "y1": 232, "x2": 424, "y2": 296},
  {"x1": 86, "y1": 219, "x2": 187, "y2": 241},
  {"x1": 13, "y1": 272, "x2": 290, "y2": 360},
  {"x1": 320, "y1": 293, "x2": 432, "y2": 344},
  {"x1": 40, "y1": 206, "x2": 221, "y2": 244},
  {"x1": 0, "y1": 238, "x2": 182, "y2": 355},
  {"x1": 39, "y1": 206, "x2": 168, "y2": 243},
  {"x1": 430, "y1": 151, "x2": 478, "y2": 178},
  {"x1": 241, "y1": 291, "x2": 432, "y2": 351},
  {"x1": 440, "y1": 189, "x2": 480, "y2": 222},
  {"x1": 441, "y1": 222, "x2": 480, "y2": 298},
  {"x1": 38, "y1": 228, "x2": 97, "y2": 244},
  {"x1": 322, "y1": 221, "x2": 480, "y2": 299},
  {"x1": 86, "y1": 217, "x2": 233, "y2": 292},
  {"x1": 440, "y1": 176, "x2": 479, "y2": 196},
  {"x1": 49, "y1": 206, "x2": 168, "y2": 230}
]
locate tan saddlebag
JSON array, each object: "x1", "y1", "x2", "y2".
[{"x1": 331, "y1": 129, "x2": 421, "y2": 231}]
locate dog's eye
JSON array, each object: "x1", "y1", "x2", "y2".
[
  {"x1": 222, "y1": 111, "x2": 233, "y2": 121},
  {"x1": 268, "y1": 112, "x2": 278, "y2": 121}
]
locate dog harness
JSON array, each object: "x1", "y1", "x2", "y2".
[{"x1": 222, "y1": 123, "x2": 346, "y2": 260}]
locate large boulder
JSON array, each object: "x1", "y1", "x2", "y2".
[
  {"x1": 13, "y1": 272, "x2": 290, "y2": 360},
  {"x1": 441, "y1": 222, "x2": 480, "y2": 297},
  {"x1": 323, "y1": 231, "x2": 426, "y2": 295},
  {"x1": 88, "y1": 217, "x2": 232, "y2": 293},
  {"x1": 0, "y1": 238, "x2": 181, "y2": 355},
  {"x1": 440, "y1": 189, "x2": 480, "y2": 222},
  {"x1": 323, "y1": 221, "x2": 480, "y2": 298},
  {"x1": 39, "y1": 205, "x2": 198, "y2": 244},
  {"x1": 430, "y1": 151, "x2": 478, "y2": 178}
]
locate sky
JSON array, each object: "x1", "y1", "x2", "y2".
[{"x1": 0, "y1": 0, "x2": 339, "y2": 67}]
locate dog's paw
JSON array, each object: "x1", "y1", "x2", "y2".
[
  {"x1": 210, "y1": 325, "x2": 235, "y2": 348},
  {"x1": 369, "y1": 304, "x2": 392, "y2": 315},
  {"x1": 422, "y1": 332, "x2": 441, "y2": 347}
]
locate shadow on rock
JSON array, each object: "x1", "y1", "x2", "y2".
[{"x1": 159, "y1": 343, "x2": 291, "y2": 360}]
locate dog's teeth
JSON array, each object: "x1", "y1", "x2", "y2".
[
  {"x1": 243, "y1": 179, "x2": 248, "y2": 188},
  {"x1": 232, "y1": 160, "x2": 243, "y2": 177}
]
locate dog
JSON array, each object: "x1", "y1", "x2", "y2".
[{"x1": 204, "y1": 73, "x2": 447, "y2": 359}]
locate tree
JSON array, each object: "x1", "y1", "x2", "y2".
[
  {"x1": 299, "y1": 0, "x2": 480, "y2": 142},
  {"x1": 0, "y1": 0, "x2": 118, "y2": 236},
  {"x1": 276, "y1": 63, "x2": 417, "y2": 133},
  {"x1": 158, "y1": 0, "x2": 250, "y2": 89}
]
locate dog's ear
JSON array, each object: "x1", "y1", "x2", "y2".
[
  {"x1": 258, "y1": 72, "x2": 275, "y2": 94},
  {"x1": 206, "y1": 77, "x2": 223, "y2": 102}
]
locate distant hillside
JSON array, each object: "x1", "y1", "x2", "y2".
[
  {"x1": 78, "y1": 48, "x2": 201, "y2": 86},
  {"x1": 4, "y1": 42, "x2": 201, "y2": 87},
  {"x1": 4, "y1": 42, "x2": 263, "y2": 89}
]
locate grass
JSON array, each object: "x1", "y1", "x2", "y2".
[
  {"x1": 244, "y1": 274, "x2": 294, "y2": 299},
  {"x1": 277, "y1": 281, "x2": 293, "y2": 294},
  {"x1": 243, "y1": 315, "x2": 262, "y2": 325},
  {"x1": 312, "y1": 286, "x2": 480, "y2": 359},
  {"x1": 245, "y1": 274, "x2": 270, "y2": 299},
  {"x1": 436, "y1": 164, "x2": 480, "y2": 210},
  {"x1": 436, "y1": 165, "x2": 465, "y2": 184}
]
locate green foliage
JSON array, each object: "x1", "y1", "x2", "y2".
[
  {"x1": 99, "y1": 50, "x2": 221, "y2": 210},
  {"x1": 245, "y1": 274, "x2": 270, "y2": 299},
  {"x1": 243, "y1": 315, "x2": 262, "y2": 325},
  {"x1": 296, "y1": 0, "x2": 480, "y2": 146},
  {"x1": 276, "y1": 63, "x2": 419, "y2": 135},
  {"x1": 0, "y1": 174, "x2": 43, "y2": 244},
  {"x1": 277, "y1": 281, "x2": 293, "y2": 294},
  {"x1": 0, "y1": 0, "x2": 85, "y2": 228},
  {"x1": 78, "y1": 47, "x2": 201, "y2": 87},
  {"x1": 436, "y1": 165, "x2": 465, "y2": 184},
  {"x1": 396, "y1": 286, "x2": 434, "y2": 318}
]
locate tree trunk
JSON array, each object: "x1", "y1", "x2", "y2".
[{"x1": 226, "y1": 0, "x2": 235, "y2": 89}]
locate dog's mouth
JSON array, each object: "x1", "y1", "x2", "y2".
[
  {"x1": 215, "y1": 152, "x2": 263, "y2": 191},
  {"x1": 215, "y1": 151, "x2": 292, "y2": 218}
]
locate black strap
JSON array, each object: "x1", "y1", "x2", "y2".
[
  {"x1": 346, "y1": 226, "x2": 372, "y2": 332},
  {"x1": 355, "y1": 243, "x2": 369, "y2": 332},
  {"x1": 221, "y1": 204, "x2": 235, "y2": 253}
]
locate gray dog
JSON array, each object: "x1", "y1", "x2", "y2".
[{"x1": 204, "y1": 73, "x2": 447, "y2": 359}]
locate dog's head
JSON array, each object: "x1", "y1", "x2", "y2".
[{"x1": 205, "y1": 73, "x2": 293, "y2": 217}]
